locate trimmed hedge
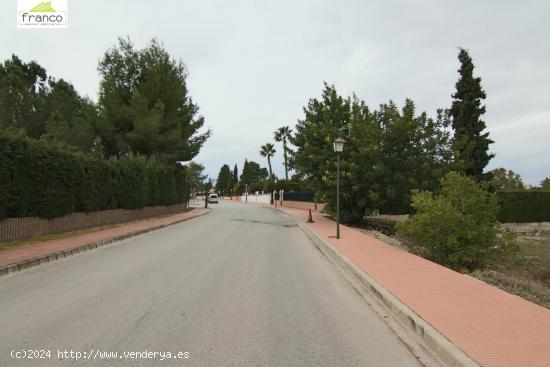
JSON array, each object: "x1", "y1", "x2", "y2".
[
  {"x1": 263, "y1": 180, "x2": 304, "y2": 193},
  {"x1": 282, "y1": 191, "x2": 315, "y2": 203},
  {"x1": 497, "y1": 191, "x2": 550, "y2": 223},
  {"x1": 0, "y1": 133, "x2": 189, "y2": 219}
]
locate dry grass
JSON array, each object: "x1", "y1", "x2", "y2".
[
  {"x1": 472, "y1": 269, "x2": 550, "y2": 309},
  {"x1": 471, "y1": 235, "x2": 550, "y2": 309},
  {"x1": 0, "y1": 223, "x2": 123, "y2": 252}
]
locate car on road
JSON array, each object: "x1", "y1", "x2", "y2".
[{"x1": 208, "y1": 193, "x2": 219, "y2": 203}]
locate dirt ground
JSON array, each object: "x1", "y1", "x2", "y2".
[{"x1": 472, "y1": 234, "x2": 550, "y2": 309}]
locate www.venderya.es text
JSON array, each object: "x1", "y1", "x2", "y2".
[{"x1": 10, "y1": 349, "x2": 190, "y2": 361}]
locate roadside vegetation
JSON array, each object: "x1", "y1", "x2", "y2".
[
  {"x1": 397, "y1": 173, "x2": 518, "y2": 272},
  {"x1": 220, "y1": 46, "x2": 549, "y2": 307},
  {"x1": 0, "y1": 37, "x2": 210, "y2": 220}
]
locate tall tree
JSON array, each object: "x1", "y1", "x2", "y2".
[
  {"x1": 450, "y1": 48, "x2": 494, "y2": 180},
  {"x1": 290, "y1": 83, "x2": 452, "y2": 222},
  {"x1": 0, "y1": 55, "x2": 47, "y2": 138},
  {"x1": 185, "y1": 161, "x2": 206, "y2": 190},
  {"x1": 41, "y1": 78, "x2": 99, "y2": 153},
  {"x1": 240, "y1": 159, "x2": 249, "y2": 186},
  {"x1": 488, "y1": 168, "x2": 525, "y2": 191},
  {"x1": 98, "y1": 37, "x2": 210, "y2": 161},
  {"x1": 0, "y1": 55, "x2": 104, "y2": 154},
  {"x1": 274, "y1": 126, "x2": 293, "y2": 180},
  {"x1": 366, "y1": 100, "x2": 452, "y2": 213},
  {"x1": 290, "y1": 83, "x2": 353, "y2": 216},
  {"x1": 240, "y1": 159, "x2": 268, "y2": 189},
  {"x1": 260, "y1": 143, "x2": 276, "y2": 180},
  {"x1": 216, "y1": 164, "x2": 233, "y2": 196},
  {"x1": 539, "y1": 177, "x2": 550, "y2": 191},
  {"x1": 232, "y1": 164, "x2": 239, "y2": 186}
]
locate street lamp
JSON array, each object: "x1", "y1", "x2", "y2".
[
  {"x1": 333, "y1": 137, "x2": 346, "y2": 239},
  {"x1": 273, "y1": 178, "x2": 278, "y2": 207}
]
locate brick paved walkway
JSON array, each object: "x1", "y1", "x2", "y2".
[
  {"x1": 0, "y1": 208, "x2": 209, "y2": 268},
  {"x1": 271, "y1": 203, "x2": 550, "y2": 367}
]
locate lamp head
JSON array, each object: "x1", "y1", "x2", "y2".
[{"x1": 333, "y1": 137, "x2": 346, "y2": 153}]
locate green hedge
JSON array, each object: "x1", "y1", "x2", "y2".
[
  {"x1": 0, "y1": 133, "x2": 189, "y2": 219},
  {"x1": 263, "y1": 180, "x2": 304, "y2": 193},
  {"x1": 497, "y1": 191, "x2": 550, "y2": 223}
]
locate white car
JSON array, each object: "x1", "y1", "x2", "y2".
[{"x1": 208, "y1": 193, "x2": 219, "y2": 203}]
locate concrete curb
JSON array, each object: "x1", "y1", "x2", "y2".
[
  {"x1": 275, "y1": 208, "x2": 480, "y2": 367},
  {"x1": 0, "y1": 209, "x2": 210, "y2": 278}
]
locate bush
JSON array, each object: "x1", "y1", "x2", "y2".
[
  {"x1": 397, "y1": 172, "x2": 516, "y2": 271},
  {"x1": 0, "y1": 133, "x2": 189, "y2": 219},
  {"x1": 497, "y1": 191, "x2": 550, "y2": 223}
]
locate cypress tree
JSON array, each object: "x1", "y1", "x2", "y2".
[
  {"x1": 232, "y1": 164, "x2": 238, "y2": 185},
  {"x1": 450, "y1": 48, "x2": 494, "y2": 180}
]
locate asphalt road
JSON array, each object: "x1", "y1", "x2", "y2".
[{"x1": 0, "y1": 201, "x2": 423, "y2": 366}]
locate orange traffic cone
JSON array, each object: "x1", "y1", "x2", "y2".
[{"x1": 307, "y1": 208, "x2": 314, "y2": 223}]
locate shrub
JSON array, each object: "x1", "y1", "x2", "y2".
[{"x1": 397, "y1": 172, "x2": 516, "y2": 271}]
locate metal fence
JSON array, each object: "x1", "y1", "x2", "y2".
[{"x1": 0, "y1": 203, "x2": 188, "y2": 242}]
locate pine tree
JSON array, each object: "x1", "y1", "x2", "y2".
[
  {"x1": 450, "y1": 48, "x2": 494, "y2": 180},
  {"x1": 98, "y1": 38, "x2": 210, "y2": 162},
  {"x1": 0, "y1": 55, "x2": 48, "y2": 138}
]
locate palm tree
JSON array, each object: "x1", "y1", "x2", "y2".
[
  {"x1": 260, "y1": 143, "x2": 276, "y2": 180},
  {"x1": 274, "y1": 126, "x2": 293, "y2": 180}
]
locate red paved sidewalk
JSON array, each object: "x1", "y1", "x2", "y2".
[
  {"x1": 0, "y1": 208, "x2": 209, "y2": 268},
  {"x1": 272, "y1": 203, "x2": 550, "y2": 367}
]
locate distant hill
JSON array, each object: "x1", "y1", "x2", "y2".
[{"x1": 30, "y1": 2, "x2": 56, "y2": 12}]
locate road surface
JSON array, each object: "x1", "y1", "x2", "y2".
[{"x1": 0, "y1": 201, "x2": 424, "y2": 366}]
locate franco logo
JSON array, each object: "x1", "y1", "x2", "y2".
[{"x1": 17, "y1": 0, "x2": 68, "y2": 29}]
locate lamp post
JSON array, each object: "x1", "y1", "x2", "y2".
[
  {"x1": 333, "y1": 137, "x2": 346, "y2": 239},
  {"x1": 273, "y1": 178, "x2": 278, "y2": 207},
  {"x1": 245, "y1": 184, "x2": 248, "y2": 203}
]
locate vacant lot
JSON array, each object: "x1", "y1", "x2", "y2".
[
  {"x1": 472, "y1": 234, "x2": 550, "y2": 308},
  {"x1": 359, "y1": 221, "x2": 550, "y2": 309}
]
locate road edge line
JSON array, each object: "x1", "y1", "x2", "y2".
[
  {"x1": 278, "y1": 208, "x2": 480, "y2": 367},
  {"x1": 0, "y1": 209, "x2": 210, "y2": 278}
]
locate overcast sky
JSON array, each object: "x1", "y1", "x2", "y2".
[{"x1": 2, "y1": 0, "x2": 549, "y2": 185}]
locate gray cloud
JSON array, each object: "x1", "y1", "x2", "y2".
[{"x1": 2, "y1": 0, "x2": 548, "y2": 185}]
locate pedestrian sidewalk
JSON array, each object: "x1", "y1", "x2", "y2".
[
  {"x1": 0, "y1": 208, "x2": 209, "y2": 270},
  {"x1": 273, "y1": 204, "x2": 550, "y2": 367}
]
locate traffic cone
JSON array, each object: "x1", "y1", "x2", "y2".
[{"x1": 307, "y1": 208, "x2": 314, "y2": 223}]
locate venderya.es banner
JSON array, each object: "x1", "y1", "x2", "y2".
[{"x1": 17, "y1": 0, "x2": 67, "y2": 28}]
